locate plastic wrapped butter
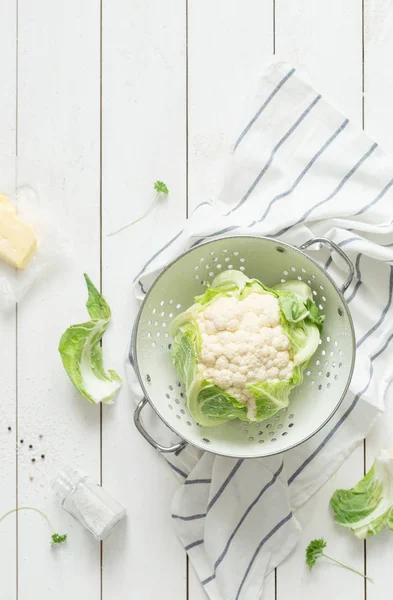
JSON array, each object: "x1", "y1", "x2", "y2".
[{"x1": 0, "y1": 195, "x2": 38, "y2": 268}]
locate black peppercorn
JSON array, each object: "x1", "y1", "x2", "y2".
[
  {"x1": 20, "y1": 440, "x2": 24, "y2": 444},
  {"x1": 8, "y1": 426, "x2": 11, "y2": 431},
  {"x1": 31, "y1": 458, "x2": 36, "y2": 463},
  {"x1": 29, "y1": 444, "x2": 33, "y2": 449},
  {"x1": 41, "y1": 454, "x2": 45, "y2": 459}
]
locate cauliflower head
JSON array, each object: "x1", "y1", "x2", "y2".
[{"x1": 170, "y1": 270, "x2": 324, "y2": 427}]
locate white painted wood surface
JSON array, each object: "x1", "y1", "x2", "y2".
[{"x1": 1, "y1": 0, "x2": 393, "y2": 598}]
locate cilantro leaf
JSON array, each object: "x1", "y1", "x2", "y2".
[
  {"x1": 154, "y1": 180, "x2": 169, "y2": 194},
  {"x1": 306, "y1": 538, "x2": 327, "y2": 568},
  {"x1": 51, "y1": 533, "x2": 68, "y2": 546},
  {"x1": 0, "y1": 507, "x2": 68, "y2": 548},
  {"x1": 108, "y1": 180, "x2": 169, "y2": 236},
  {"x1": 306, "y1": 538, "x2": 373, "y2": 581}
]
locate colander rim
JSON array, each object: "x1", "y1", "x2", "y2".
[{"x1": 132, "y1": 234, "x2": 356, "y2": 459}]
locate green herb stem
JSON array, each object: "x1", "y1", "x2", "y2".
[
  {"x1": 0, "y1": 506, "x2": 55, "y2": 532},
  {"x1": 322, "y1": 553, "x2": 373, "y2": 582},
  {"x1": 108, "y1": 197, "x2": 158, "y2": 237}
]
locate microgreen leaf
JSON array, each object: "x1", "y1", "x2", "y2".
[
  {"x1": 306, "y1": 538, "x2": 327, "y2": 569},
  {"x1": 108, "y1": 180, "x2": 169, "y2": 236},
  {"x1": 306, "y1": 538, "x2": 373, "y2": 581},
  {"x1": 51, "y1": 533, "x2": 67, "y2": 546},
  {"x1": 0, "y1": 507, "x2": 68, "y2": 548},
  {"x1": 154, "y1": 180, "x2": 169, "y2": 194}
]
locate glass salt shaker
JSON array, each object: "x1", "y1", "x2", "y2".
[{"x1": 52, "y1": 466, "x2": 126, "y2": 541}]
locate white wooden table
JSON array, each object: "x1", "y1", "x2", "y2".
[{"x1": 1, "y1": 1, "x2": 393, "y2": 599}]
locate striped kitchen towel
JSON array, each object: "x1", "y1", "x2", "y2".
[{"x1": 127, "y1": 60, "x2": 393, "y2": 600}]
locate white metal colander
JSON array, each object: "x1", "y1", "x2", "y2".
[{"x1": 133, "y1": 236, "x2": 355, "y2": 459}]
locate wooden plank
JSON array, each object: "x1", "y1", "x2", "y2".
[
  {"x1": 188, "y1": 0, "x2": 274, "y2": 212},
  {"x1": 278, "y1": 453, "x2": 365, "y2": 600},
  {"x1": 0, "y1": 1, "x2": 17, "y2": 598},
  {"x1": 363, "y1": 0, "x2": 393, "y2": 154},
  {"x1": 365, "y1": 384, "x2": 393, "y2": 597},
  {"x1": 101, "y1": 1, "x2": 187, "y2": 599},
  {"x1": 16, "y1": 1, "x2": 101, "y2": 598},
  {"x1": 363, "y1": 2, "x2": 393, "y2": 596},
  {"x1": 187, "y1": 1, "x2": 274, "y2": 598},
  {"x1": 275, "y1": 1, "x2": 365, "y2": 598},
  {"x1": 276, "y1": 0, "x2": 363, "y2": 126}
]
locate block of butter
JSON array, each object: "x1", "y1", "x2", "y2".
[{"x1": 0, "y1": 195, "x2": 38, "y2": 269}]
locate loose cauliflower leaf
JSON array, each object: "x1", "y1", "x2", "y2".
[
  {"x1": 59, "y1": 274, "x2": 122, "y2": 404},
  {"x1": 170, "y1": 269, "x2": 323, "y2": 427},
  {"x1": 331, "y1": 449, "x2": 393, "y2": 539}
]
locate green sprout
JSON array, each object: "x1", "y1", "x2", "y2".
[
  {"x1": 108, "y1": 180, "x2": 169, "y2": 237},
  {"x1": 0, "y1": 507, "x2": 67, "y2": 547},
  {"x1": 306, "y1": 539, "x2": 372, "y2": 581}
]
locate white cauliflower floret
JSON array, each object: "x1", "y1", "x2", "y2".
[
  {"x1": 215, "y1": 356, "x2": 229, "y2": 369},
  {"x1": 196, "y1": 292, "x2": 294, "y2": 410},
  {"x1": 274, "y1": 351, "x2": 290, "y2": 369}
]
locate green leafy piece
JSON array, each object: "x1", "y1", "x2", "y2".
[
  {"x1": 277, "y1": 291, "x2": 310, "y2": 324},
  {"x1": 0, "y1": 507, "x2": 67, "y2": 548},
  {"x1": 171, "y1": 321, "x2": 200, "y2": 390},
  {"x1": 212, "y1": 269, "x2": 250, "y2": 293},
  {"x1": 274, "y1": 280, "x2": 325, "y2": 331},
  {"x1": 84, "y1": 274, "x2": 111, "y2": 320},
  {"x1": 306, "y1": 538, "x2": 327, "y2": 568},
  {"x1": 331, "y1": 450, "x2": 393, "y2": 539},
  {"x1": 248, "y1": 365, "x2": 305, "y2": 421},
  {"x1": 194, "y1": 282, "x2": 239, "y2": 308},
  {"x1": 51, "y1": 533, "x2": 67, "y2": 546},
  {"x1": 281, "y1": 320, "x2": 320, "y2": 367},
  {"x1": 306, "y1": 298, "x2": 325, "y2": 331},
  {"x1": 154, "y1": 180, "x2": 169, "y2": 194},
  {"x1": 59, "y1": 274, "x2": 122, "y2": 404},
  {"x1": 306, "y1": 538, "x2": 373, "y2": 581},
  {"x1": 188, "y1": 381, "x2": 248, "y2": 427},
  {"x1": 247, "y1": 380, "x2": 292, "y2": 421},
  {"x1": 274, "y1": 280, "x2": 312, "y2": 301}
]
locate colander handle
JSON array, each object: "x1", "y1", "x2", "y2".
[
  {"x1": 300, "y1": 237, "x2": 355, "y2": 294},
  {"x1": 134, "y1": 398, "x2": 187, "y2": 453}
]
